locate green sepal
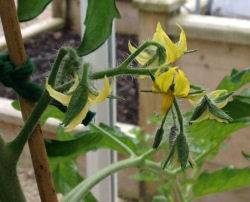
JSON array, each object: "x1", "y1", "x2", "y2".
[
  {"x1": 206, "y1": 96, "x2": 233, "y2": 122},
  {"x1": 162, "y1": 126, "x2": 178, "y2": 168},
  {"x1": 157, "y1": 46, "x2": 166, "y2": 65},
  {"x1": 214, "y1": 91, "x2": 234, "y2": 103},
  {"x1": 176, "y1": 134, "x2": 189, "y2": 170},
  {"x1": 163, "y1": 144, "x2": 176, "y2": 169},
  {"x1": 63, "y1": 64, "x2": 90, "y2": 126},
  {"x1": 190, "y1": 96, "x2": 207, "y2": 123},
  {"x1": 153, "y1": 127, "x2": 164, "y2": 148}
]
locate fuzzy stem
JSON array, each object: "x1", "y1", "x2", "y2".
[
  {"x1": 7, "y1": 48, "x2": 68, "y2": 162},
  {"x1": 117, "y1": 41, "x2": 165, "y2": 69},
  {"x1": 173, "y1": 97, "x2": 184, "y2": 134},
  {"x1": 90, "y1": 123, "x2": 136, "y2": 156},
  {"x1": 63, "y1": 149, "x2": 155, "y2": 202}
]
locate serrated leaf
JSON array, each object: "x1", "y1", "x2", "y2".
[
  {"x1": 45, "y1": 131, "x2": 103, "y2": 160},
  {"x1": 217, "y1": 68, "x2": 250, "y2": 92},
  {"x1": 77, "y1": 0, "x2": 121, "y2": 56},
  {"x1": 187, "y1": 95, "x2": 250, "y2": 158},
  {"x1": 193, "y1": 167, "x2": 250, "y2": 198},
  {"x1": 17, "y1": 0, "x2": 52, "y2": 22},
  {"x1": 90, "y1": 123, "x2": 138, "y2": 154},
  {"x1": 11, "y1": 100, "x2": 64, "y2": 126},
  {"x1": 51, "y1": 160, "x2": 98, "y2": 202}
]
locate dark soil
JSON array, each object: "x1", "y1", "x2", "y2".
[{"x1": 0, "y1": 30, "x2": 138, "y2": 124}]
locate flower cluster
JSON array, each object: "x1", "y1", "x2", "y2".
[{"x1": 130, "y1": 22, "x2": 232, "y2": 123}]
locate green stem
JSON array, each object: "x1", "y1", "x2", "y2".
[
  {"x1": 7, "y1": 47, "x2": 69, "y2": 162},
  {"x1": 63, "y1": 149, "x2": 155, "y2": 202},
  {"x1": 118, "y1": 41, "x2": 165, "y2": 69},
  {"x1": 90, "y1": 66, "x2": 160, "y2": 80},
  {"x1": 173, "y1": 97, "x2": 184, "y2": 133},
  {"x1": 90, "y1": 123, "x2": 135, "y2": 156}
]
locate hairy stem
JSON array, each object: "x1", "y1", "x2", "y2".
[
  {"x1": 7, "y1": 47, "x2": 69, "y2": 162},
  {"x1": 173, "y1": 97, "x2": 184, "y2": 133},
  {"x1": 63, "y1": 149, "x2": 155, "y2": 202},
  {"x1": 118, "y1": 41, "x2": 165, "y2": 68},
  {"x1": 90, "y1": 123, "x2": 135, "y2": 156}
]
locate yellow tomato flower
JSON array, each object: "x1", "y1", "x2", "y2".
[
  {"x1": 189, "y1": 90, "x2": 231, "y2": 123},
  {"x1": 153, "y1": 67, "x2": 190, "y2": 114},
  {"x1": 128, "y1": 22, "x2": 187, "y2": 65},
  {"x1": 46, "y1": 77, "x2": 111, "y2": 131}
]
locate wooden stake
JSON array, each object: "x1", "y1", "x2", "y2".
[{"x1": 0, "y1": 0, "x2": 58, "y2": 201}]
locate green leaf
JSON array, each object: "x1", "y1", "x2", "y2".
[
  {"x1": 242, "y1": 151, "x2": 250, "y2": 161},
  {"x1": 90, "y1": 123, "x2": 138, "y2": 154},
  {"x1": 17, "y1": 0, "x2": 52, "y2": 22},
  {"x1": 40, "y1": 105, "x2": 65, "y2": 126},
  {"x1": 188, "y1": 96, "x2": 250, "y2": 158},
  {"x1": 193, "y1": 167, "x2": 250, "y2": 198},
  {"x1": 152, "y1": 195, "x2": 168, "y2": 202},
  {"x1": 217, "y1": 68, "x2": 250, "y2": 92},
  {"x1": 51, "y1": 160, "x2": 98, "y2": 202},
  {"x1": 77, "y1": 0, "x2": 121, "y2": 56},
  {"x1": 11, "y1": 100, "x2": 64, "y2": 126},
  {"x1": 45, "y1": 131, "x2": 103, "y2": 160}
]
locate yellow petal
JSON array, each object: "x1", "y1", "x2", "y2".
[
  {"x1": 67, "y1": 73, "x2": 80, "y2": 94},
  {"x1": 156, "y1": 23, "x2": 187, "y2": 64},
  {"x1": 65, "y1": 102, "x2": 90, "y2": 132},
  {"x1": 161, "y1": 92, "x2": 174, "y2": 115},
  {"x1": 209, "y1": 90, "x2": 228, "y2": 99},
  {"x1": 209, "y1": 90, "x2": 229, "y2": 108},
  {"x1": 92, "y1": 77, "x2": 111, "y2": 104},
  {"x1": 128, "y1": 41, "x2": 152, "y2": 65},
  {"x1": 176, "y1": 24, "x2": 187, "y2": 54},
  {"x1": 187, "y1": 92, "x2": 205, "y2": 106},
  {"x1": 155, "y1": 67, "x2": 176, "y2": 93},
  {"x1": 174, "y1": 69, "x2": 190, "y2": 97},
  {"x1": 153, "y1": 22, "x2": 167, "y2": 46},
  {"x1": 45, "y1": 79, "x2": 71, "y2": 106}
]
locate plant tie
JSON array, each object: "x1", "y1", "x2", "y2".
[
  {"x1": 0, "y1": 53, "x2": 43, "y2": 101},
  {"x1": 0, "y1": 53, "x2": 95, "y2": 126}
]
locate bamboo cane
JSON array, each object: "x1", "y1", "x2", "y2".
[{"x1": 0, "y1": 0, "x2": 58, "y2": 201}]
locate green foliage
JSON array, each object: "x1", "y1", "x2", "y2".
[
  {"x1": 152, "y1": 195, "x2": 168, "y2": 202},
  {"x1": 11, "y1": 100, "x2": 64, "y2": 126},
  {"x1": 45, "y1": 130, "x2": 102, "y2": 160},
  {"x1": 193, "y1": 167, "x2": 250, "y2": 198},
  {"x1": 48, "y1": 129, "x2": 98, "y2": 202},
  {"x1": 77, "y1": 0, "x2": 120, "y2": 56},
  {"x1": 17, "y1": 0, "x2": 52, "y2": 22},
  {"x1": 89, "y1": 123, "x2": 138, "y2": 154},
  {"x1": 217, "y1": 68, "x2": 250, "y2": 92},
  {"x1": 63, "y1": 65, "x2": 89, "y2": 126}
]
